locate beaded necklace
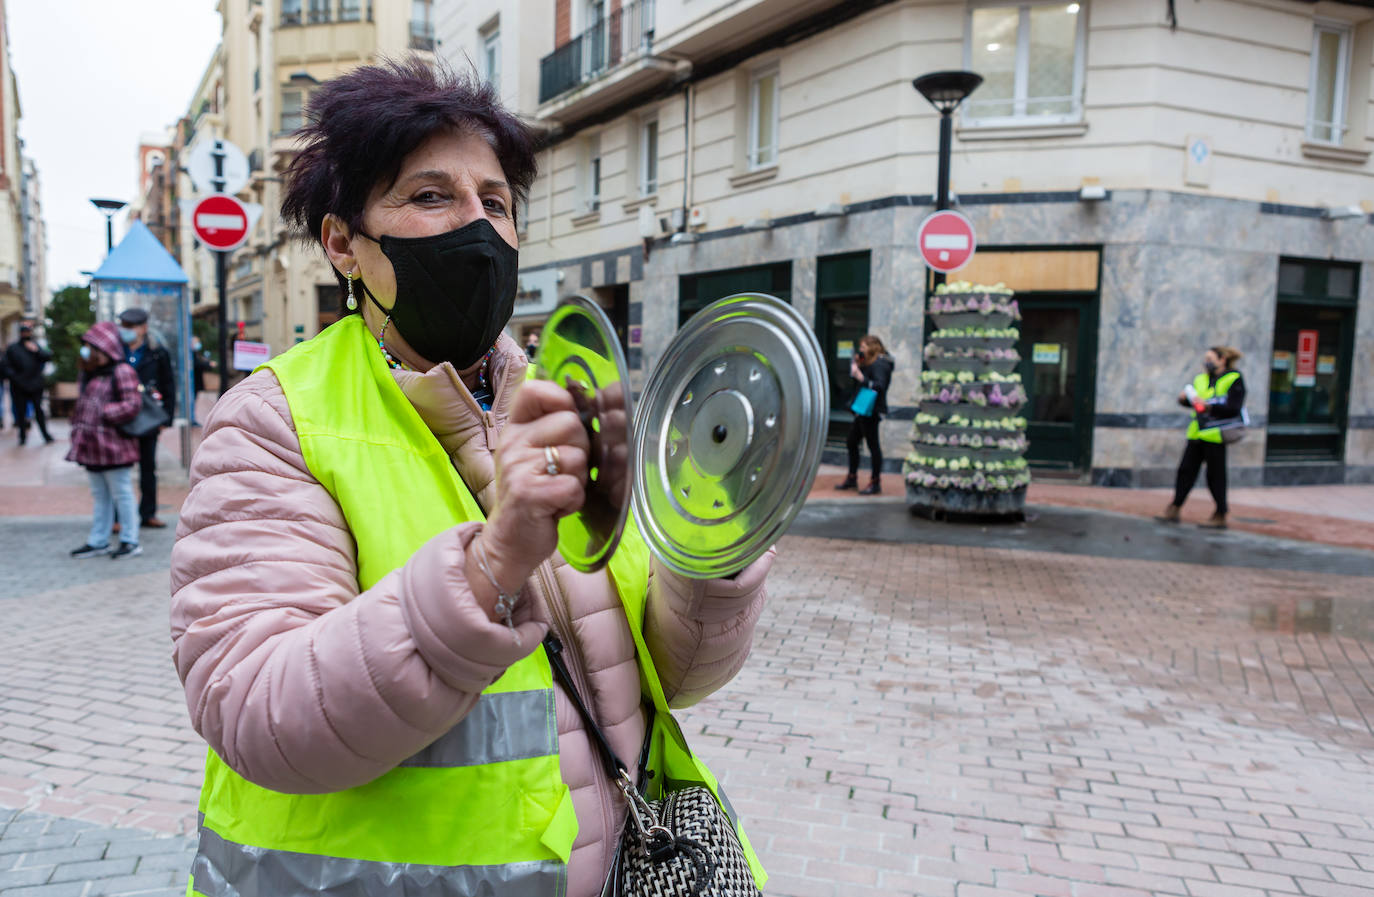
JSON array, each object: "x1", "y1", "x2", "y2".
[{"x1": 376, "y1": 315, "x2": 497, "y2": 391}]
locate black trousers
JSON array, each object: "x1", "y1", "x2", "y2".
[
  {"x1": 11, "y1": 387, "x2": 50, "y2": 439},
  {"x1": 846, "y1": 414, "x2": 883, "y2": 479},
  {"x1": 138, "y1": 432, "x2": 160, "y2": 522},
  {"x1": 1172, "y1": 439, "x2": 1228, "y2": 514}
]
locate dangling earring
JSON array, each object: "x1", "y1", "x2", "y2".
[{"x1": 345, "y1": 269, "x2": 358, "y2": 311}]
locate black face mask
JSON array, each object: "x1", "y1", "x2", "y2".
[
  {"x1": 357, "y1": 218, "x2": 518, "y2": 370},
  {"x1": 1204, "y1": 360, "x2": 1218, "y2": 374}
]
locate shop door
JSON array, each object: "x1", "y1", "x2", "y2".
[
  {"x1": 1266, "y1": 260, "x2": 1358, "y2": 463},
  {"x1": 820, "y1": 299, "x2": 869, "y2": 444},
  {"x1": 1015, "y1": 295, "x2": 1098, "y2": 470},
  {"x1": 1267, "y1": 304, "x2": 1354, "y2": 462}
]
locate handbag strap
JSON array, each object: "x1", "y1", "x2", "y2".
[{"x1": 543, "y1": 633, "x2": 630, "y2": 781}]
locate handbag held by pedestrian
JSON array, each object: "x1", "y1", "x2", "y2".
[
  {"x1": 544, "y1": 634, "x2": 761, "y2": 897},
  {"x1": 849, "y1": 386, "x2": 878, "y2": 417},
  {"x1": 116, "y1": 381, "x2": 171, "y2": 439}
]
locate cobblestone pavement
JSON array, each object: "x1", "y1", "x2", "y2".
[{"x1": 2, "y1": 507, "x2": 1373, "y2": 896}]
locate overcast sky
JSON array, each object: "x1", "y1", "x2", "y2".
[{"x1": 9, "y1": 0, "x2": 222, "y2": 298}]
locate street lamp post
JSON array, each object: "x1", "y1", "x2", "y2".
[
  {"x1": 911, "y1": 71, "x2": 982, "y2": 288},
  {"x1": 89, "y1": 198, "x2": 127, "y2": 253}
]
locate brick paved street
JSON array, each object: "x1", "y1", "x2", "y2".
[{"x1": 2, "y1": 480, "x2": 1373, "y2": 895}]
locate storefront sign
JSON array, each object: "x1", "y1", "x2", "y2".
[
  {"x1": 1033, "y1": 343, "x2": 1061, "y2": 364},
  {"x1": 837, "y1": 339, "x2": 855, "y2": 359},
  {"x1": 232, "y1": 340, "x2": 271, "y2": 371},
  {"x1": 1295, "y1": 330, "x2": 1319, "y2": 387},
  {"x1": 1271, "y1": 351, "x2": 1292, "y2": 371},
  {"x1": 1317, "y1": 355, "x2": 1336, "y2": 375},
  {"x1": 513, "y1": 269, "x2": 560, "y2": 317}
]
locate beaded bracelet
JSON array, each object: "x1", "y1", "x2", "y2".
[{"x1": 473, "y1": 533, "x2": 521, "y2": 646}]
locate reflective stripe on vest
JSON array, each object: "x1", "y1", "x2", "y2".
[
  {"x1": 192, "y1": 820, "x2": 564, "y2": 897},
  {"x1": 1186, "y1": 371, "x2": 1240, "y2": 443}
]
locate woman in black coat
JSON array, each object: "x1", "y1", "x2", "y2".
[{"x1": 837, "y1": 334, "x2": 894, "y2": 495}]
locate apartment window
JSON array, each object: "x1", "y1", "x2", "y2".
[
  {"x1": 640, "y1": 118, "x2": 659, "y2": 196},
  {"x1": 410, "y1": 0, "x2": 435, "y2": 50},
  {"x1": 965, "y1": 2, "x2": 1085, "y2": 125},
  {"x1": 307, "y1": 0, "x2": 330, "y2": 23},
  {"x1": 1309, "y1": 22, "x2": 1352, "y2": 144},
  {"x1": 580, "y1": 135, "x2": 602, "y2": 214},
  {"x1": 281, "y1": 0, "x2": 302, "y2": 25},
  {"x1": 482, "y1": 22, "x2": 501, "y2": 94},
  {"x1": 339, "y1": 0, "x2": 362, "y2": 21},
  {"x1": 280, "y1": 88, "x2": 304, "y2": 132},
  {"x1": 748, "y1": 68, "x2": 779, "y2": 170}
]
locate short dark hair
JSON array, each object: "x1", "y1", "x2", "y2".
[{"x1": 281, "y1": 57, "x2": 538, "y2": 304}]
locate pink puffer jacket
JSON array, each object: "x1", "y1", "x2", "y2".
[{"x1": 169, "y1": 334, "x2": 771, "y2": 897}]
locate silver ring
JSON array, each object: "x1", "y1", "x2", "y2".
[{"x1": 543, "y1": 445, "x2": 561, "y2": 476}]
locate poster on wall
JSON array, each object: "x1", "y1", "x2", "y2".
[
  {"x1": 1032, "y1": 343, "x2": 1061, "y2": 364},
  {"x1": 1295, "y1": 330, "x2": 1319, "y2": 387}
]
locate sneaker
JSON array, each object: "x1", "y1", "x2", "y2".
[
  {"x1": 110, "y1": 542, "x2": 143, "y2": 560},
  {"x1": 71, "y1": 543, "x2": 113, "y2": 559}
]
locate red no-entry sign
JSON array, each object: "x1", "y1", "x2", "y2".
[
  {"x1": 192, "y1": 193, "x2": 251, "y2": 252},
  {"x1": 917, "y1": 210, "x2": 977, "y2": 273}
]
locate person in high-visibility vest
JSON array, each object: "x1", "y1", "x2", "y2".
[
  {"x1": 1156, "y1": 346, "x2": 1246, "y2": 529},
  {"x1": 169, "y1": 59, "x2": 772, "y2": 897}
]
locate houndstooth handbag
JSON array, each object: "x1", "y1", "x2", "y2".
[{"x1": 544, "y1": 635, "x2": 761, "y2": 897}]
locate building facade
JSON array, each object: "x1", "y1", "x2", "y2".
[
  {"x1": 0, "y1": 0, "x2": 25, "y2": 339},
  {"x1": 19, "y1": 154, "x2": 46, "y2": 325},
  {"x1": 441, "y1": 0, "x2": 1374, "y2": 486},
  {"x1": 164, "y1": 0, "x2": 437, "y2": 359}
]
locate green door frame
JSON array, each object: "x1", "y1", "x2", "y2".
[{"x1": 1014, "y1": 291, "x2": 1100, "y2": 471}]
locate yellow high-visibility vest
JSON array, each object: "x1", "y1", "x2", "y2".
[
  {"x1": 1186, "y1": 371, "x2": 1240, "y2": 443},
  {"x1": 187, "y1": 314, "x2": 764, "y2": 896}
]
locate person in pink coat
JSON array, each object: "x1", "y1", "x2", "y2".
[
  {"x1": 169, "y1": 59, "x2": 772, "y2": 897},
  {"x1": 67, "y1": 321, "x2": 143, "y2": 559}
]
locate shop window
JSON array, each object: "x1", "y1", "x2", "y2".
[
  {"x1": 1308, "y1": 22, "x2": 1352, "y2": 144},
  {"x1": 678, "y1": 262, "x2": 791, "y2": 328},
  {"x1": 818, "y1": 253, "x2": 872, "y2": 444},
  {"x1": 965, "y1": 2, "x2": 1085, "y2": 125},
  {"x1": 1266, "y1": 259, "x2": 1359, "y2": 464}
]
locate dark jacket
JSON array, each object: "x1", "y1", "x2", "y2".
[
  {"x1": 4, "y1": 338, "x2": 52, "y2": 394},
  {"x1": 127, "y1": 335, "x2": 176, "y2": 418},
  {"x1": 67, "y1": 323, "x2": 142, "y2": 469},
  {"x1": 855, "y1": 354, "x2": 894, "y2": 417}
]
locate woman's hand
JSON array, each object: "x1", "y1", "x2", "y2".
[
  {"x1": 850, "y1": 359, "x2": 863, "y2": 381},
  {"x1": 475, "y1": 380, "x2": 591, "y2": 597}
]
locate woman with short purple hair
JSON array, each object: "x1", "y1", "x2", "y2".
[{"x1": 170, "y1": 58, "x2": 771, "y2": 897}]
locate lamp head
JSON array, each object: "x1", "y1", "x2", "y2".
[
  {"x1": 912, "y1": 71, "x2": 984, "y2": 114},
  {"x1": 90, "y1": 198, "x2": 127, "y2": 218}
]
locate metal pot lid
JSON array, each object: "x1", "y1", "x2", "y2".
[
  {"x1": 533, "y1": 295, "x2": 634, "y2": 573},
  {"x1": 632, "y1": 293, "x2": 829, "y2": 579}
]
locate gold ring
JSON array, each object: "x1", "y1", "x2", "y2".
[{"x1": 543, "y1": 445, "x2": 561, "y2": 476}]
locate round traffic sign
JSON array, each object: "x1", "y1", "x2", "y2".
[
  {"x1": 917, "y1": 210, "x2": 977, "y2": 273},
  {"x1": 192, "y1": 193, "x2": 251, "y2": 252},
  {"x1": 186, "y1": 138, "x2": 250, "y2": 196}
]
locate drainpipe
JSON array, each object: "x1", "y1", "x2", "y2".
[{"x1": 680, "y1": 81, "x2": 694, "y2": 237}]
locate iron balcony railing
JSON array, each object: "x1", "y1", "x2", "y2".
[{"x1": 539, "y1": 0, "x2": 655, "y2": 104}]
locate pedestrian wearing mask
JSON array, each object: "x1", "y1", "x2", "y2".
[
  {"x1": 67, "y1": 322, "x2": 143, "y2": 559},
  {"x1": 169, "y1": 60, "x2": 771, "y2": 897},
  {"x1": 836, "y1": 334, "x2": 894, "y2": 495},
  {"x1": 116, "y1": 308, "x2": 176, "y2": 528},
  {"x1": 1157, "y1": 345, "x2": 1246, "y2": 529},
  {"x1": 5, "y1": 323, "x2": 55, "y2": 445}
]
